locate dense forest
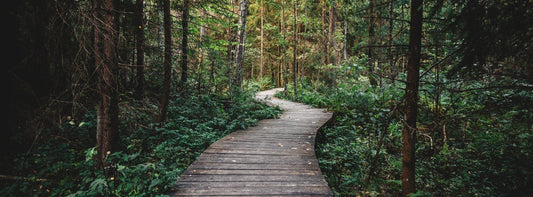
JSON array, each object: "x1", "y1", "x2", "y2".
[{"x1": 4, "y1": 0, "x2": 532, "y2": 196}]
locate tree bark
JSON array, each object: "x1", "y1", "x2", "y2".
[
  {"x1": 134, "y1": 0, "x2": 145, "y2": 99},
  {"x1": 388, "y1": 0, "x2": 396, "y2": 83},
  {"x1": 94, "y1": 0, "x2": 120, "y2": 166},
  {"x1": 227, "y1": 0, "x2": 237, "y2": 83},
  {"x1": 328, "y1": 1, "x2": 337, "y2": 66},
  {"x1": 282, "y1": 0, "x2": 288, "y2": 90},
  {"x1": 322, "y1": 0, "x2": 328, "y2": 65},
  {"x1": 293, "y1": 0, "x2": 298, "y2": 95},
  {"x1": 180, "y1": 0, "x2": 190, "y2": 85},
  {"x1": 343, "y1": 17, "x2": 348, "y2": 61},
  {"x1": 158, "y1": 0, "x2": 172, "y2": 123},
  {"x1": 368, "y1": 0, "x2": 378, "y2": 86},
  {"x1": 402, "y1": 0, "x2": 423, "y2": 196},
  {"x1": 260, "y1": 0, "x2": 264, "y2": 79},
  {"x1": 232, "y1": 0, "x2": 249, "y2": 90}
]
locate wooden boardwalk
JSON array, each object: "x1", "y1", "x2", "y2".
[{"x1": 169, "y1": 88, "x2": 333, "y2": 196}]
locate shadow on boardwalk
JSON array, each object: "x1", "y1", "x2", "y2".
[{"x1": 169, "y1": 88, "x2": 333, "y2": 196}]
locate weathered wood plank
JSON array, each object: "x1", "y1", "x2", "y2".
[
  {"x1": 175, "y1": 181, "x2": 327, "y2": 188},
  {"x1": 173, "y1": 186, "x2": 332, "y2": 196},
  {"x1": 169, "y1": 88, "x2": 333, "y2": 196},
  {"x1": 182, "y1": 163, "x2": 320, "y2": 170},
  {"x1": 177, "y1": 174, "x2": 327, "y2": 182},
  {"x1": 181, "y1": 169, "x2": 320, "y2": 176}
]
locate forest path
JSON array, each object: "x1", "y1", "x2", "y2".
[{"x1": 169, "y1": 88, "x2": 333, "y2": 196}]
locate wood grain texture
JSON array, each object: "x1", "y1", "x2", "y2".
[{"x1": 169, "y1": 88, "x2": 333, "y2": 196}]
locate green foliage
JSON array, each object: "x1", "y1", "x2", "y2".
[
  {"x1": 243, "y1": 77, "x2": 275, "y2": 92},
  {"x1": 2, "y1": 90, "x2": 282, "y2": 196},
  {"x1": 277, "y1": 59, "x2": 533, "y2": 196}
]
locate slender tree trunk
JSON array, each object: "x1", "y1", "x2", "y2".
[
  {"x1": 180, "y1": 0, "x2": 190, "y2": 85},
  {"x1": 260, "y1": 0, "x2": 264, "y2": 79},
  {"x1": 197, "y1": 9, "x2": 206, "y2": 87},
  {"x1": 388, "y1": 0, "x2": 396, "y2": 83},
  {"x1": 343, "y1": 17, "x2": 347, "y2": 61},
  {"x1": 329, "y1": 1, "x2": 337, "y2": 66},
  {"x1": 293, "y1": 0, "x2": 298, "y2": 95},
  {"x1": 278, "y1": 43, "x2": 282, "y2": 87},
  {"x1": 198, "y1": 10, "x2": 206, "y2": 66},
  {"x1": 281, "y1": 0, "x2": 289, "y2": 91},
  {"x1": 232, "y1": 0, "x2": 249, "y2": 90},
  {"x1": 402, "y1": 0, "x2": 423, "y2": 196},
  {"x1": 158, "y1": 0, "x2": 172, "y2": 123},
  {"x1": 227, "y1": 0, "x2": 236, "y2": 83},
  {"x1": 368, "y1": 0, "x2": 378, "y2": 86},
  {"x1": 134, "y1": 0, "x2": 145, "y2": 99},
  {"x1": 322, "y1": 0, "x2": 328, "y2": 65},
  {"x1": 94, "y1": 0, "x2": 120, "y2": 166}
]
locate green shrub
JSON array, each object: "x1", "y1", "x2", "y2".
[
  {"x1": 278, "y1": 76, "x2": 533, "y2": 196},
  {"x1": 2, "y1": 90, "x2": 282, "y2": 196}
]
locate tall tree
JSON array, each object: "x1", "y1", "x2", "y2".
[
  {"x1": 180, "y1": 0, "x2": 191, "y2": 85},
  {"x1": 227, "y1": 0, "x2": 237, "y2": 78},
  {"x1": 281, "y1": 0, "x2": 288, "y2": 90},
  {"x1": 388, "y1": 0, "x2": 395, "y2": 82},
  {"x1": 94, "y1": 0, "x2": 120, "y2": 165},
  {"x1": 260, "y1": 0, "x2": 264, "y2": 79},
  {"x1": 402, "y1": 0, "x2": 423, "y2": 195},
  {"x1": 367, "y1": 0, "x2": 378, "y2": 86},
  {"x1": 232, "y1": 0, "x2": 249, "y2": 89},
  {"x1": 134, "y1": 0, "x2": 145, "y2": 99},
  {"x1": 322, "y1": 0, "x2": 328, "y2": 65},
  {"x1": 293, "y1": 0, "x2": 298, "y2": 94},
  {"x1": 328, "y1": 0, "x2": 337, "y2": 66},
  {"x1": 158, "y1": 0, "x2": 172, "y2": 122}
]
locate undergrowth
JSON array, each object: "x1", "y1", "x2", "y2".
[
  {"x1": 277, "y1": 75, "x2": 533, "y2": 196},
  {"x1": 2, "y1": 89, "x2": 282, "y2": 196}
]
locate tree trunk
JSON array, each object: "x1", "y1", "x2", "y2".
[
  {"x1": 368, "y1": 0, "x2": 378, "y2": 86},
  {"x1": 158, "y1": 0, "x2": 172, "y2": 123},
  {"x1": 180, "y1": 0, "x2": 190, "y2": 86},
  {"x1": 282, "y1": 0, "x2": 288, "y2": 90},
  {"x1": 322, "y1": 0, "x2": 328, "y2": 65},
  {"x1": 402, "y1": 0, "x2": 423, "y2": 196},
  {"x1": 293, "y1": 0, "x2": 298, "y2": 95},
  {"x1": 227, "y1": 0, "x2": 236, "y2": 84},
  {"x1": 343, "y1": 17, "x2": 348, "y2": 61},
  {"x1": 197, "y1": 9, "x2": 206, "y2": 88},
  {"x1": 232, "y1": 0, "x2": 249, "y2": 90},
  {"x1": 134, "y1": 0, "x2": 145, "y2": 99},
  {"x1": 388, "y1": 0, "x2": 396, "y2": 83},
  {"x1": 328, "y1": 1, "x2": 337, "y2": 66},
  {"x1": 278, "y1": 43, "x2": 282, "y2": 87},
  {"x1": 198, "y1": 10, "x2": 206, "y2": 67},
  {"x1": 260, "y1": 0, "x2": 264, "y2": 79},
  {"x1": 94, "y1": 0, "x2": 120, "y2": 166}
]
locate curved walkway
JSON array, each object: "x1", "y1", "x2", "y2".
[{"x1": 170, "y1": 88, "x2": 333, "y2": 196}]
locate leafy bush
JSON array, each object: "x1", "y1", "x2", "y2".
[
  {"x1": 277, "y1": 73, "x2": 533, "y2": 196},
  {"x1": 2, "y1": 90, "x2": 282, "y2": 196}
]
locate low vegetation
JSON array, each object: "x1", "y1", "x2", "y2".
[
  {"x1": 2, "y1": 89, "x2": 282, "y2": 196},
  {"x1": 276, "y1": 57, "x2": 533, "y2": 196}
]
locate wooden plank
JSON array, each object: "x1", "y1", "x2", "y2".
[
  {"x1": 177, "y1": 174, "x2": 327, "y2": 182},
  {"x1": 194, "y1": 154, "x2": 317, "y2": 164},
  {"x1": 175, "y1": 181, "x2": 327, "y2": 187},
  {"x1": 181, "y1": 169, "x2": 320, "y2": 176},
  {"x1": 183, "y1": 163, "x2": 320, "y2": 170},
  {"x1": 173, "y1": 186, "x2": 332, "y2": 196}
]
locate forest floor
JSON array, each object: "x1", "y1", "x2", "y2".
[{"x1": 169, "y1": 88, "x2": 333, "y2": 196}]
